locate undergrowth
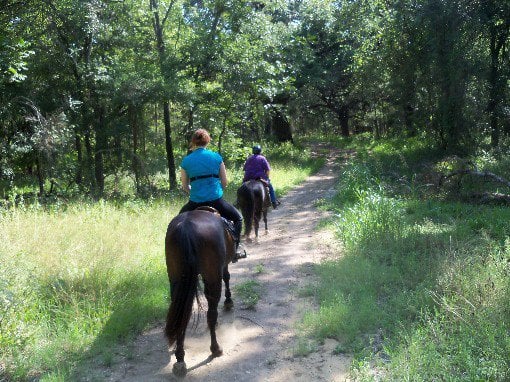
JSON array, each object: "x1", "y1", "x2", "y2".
[{"x1": 303, "y1": 135, "x2": 510, "y2": 381}]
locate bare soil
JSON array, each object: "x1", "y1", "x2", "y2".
[{"x1": 85, "y1": 145, "x2": 352, "y2": 382}]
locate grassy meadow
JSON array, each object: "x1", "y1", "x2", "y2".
[
  {"x1": 302, "y1": 135, "x2": 510, "y2": 381},
  {"x1": 0, "y1": 142, "x2": 321, "y2": 381}
]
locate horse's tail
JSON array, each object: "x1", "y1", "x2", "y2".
[
  {"x1": 238, "y1": 182, "x2": 254, "y2": 236},
  {"x1": 165, "y1": 220, "x2": 200, "y2": 347}
]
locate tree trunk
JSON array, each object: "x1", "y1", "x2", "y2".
[
  {"x1": 218, "y1": 114, "x2": 228, "y2": 156},
  {"x1": 339, "y1": 105, "x2": 350, "y2": 137},
  {"x1": 187, "y1": 106, "x2": 194, "y2": 132},
  {"x1": 36, "y1": 155, "x2": 44, "y2": 196},
  {"x1": 129, "y1": 104, "x2": 141, "y2": 193},
  {"x1": 75, "y1": 131, "x2": 83, "y2": 185},
  {"x1": 94, "y1": 107, "x2": 106, "y2": 196},
  {"x1": 84, "y1": 129, "x2": 95, "y2": 191},
  {"x1": 151, "y1": 0, "x2": 177, "y2": 190},
  {"x1": 163, "y1": 101, "x2": 177, "y2": 189},
  {"x1": 488, "y1": 28, "x2": 500, "y2": 148},
  {"x1": 404, "y1": 103, "x2": 415, "y2": 137},
  {"x1": 154, "y1": 104, "x2": 158, "y2": 135}
]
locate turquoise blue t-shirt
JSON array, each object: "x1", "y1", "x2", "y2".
[{"x1": 181, "y1": 148, "x2": 224, "y2": 202}]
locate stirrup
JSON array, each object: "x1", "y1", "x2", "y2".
[{"x1": 231, "y1": 248, "x2": 247, "y2": 263}]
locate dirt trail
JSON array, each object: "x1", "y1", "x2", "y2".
[{"x1": 90, "y1": 145, "x2": 352, "y2": 382}]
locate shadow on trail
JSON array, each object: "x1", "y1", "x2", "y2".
[
  {"x1": 66, "y1": 267, "x2": 286, "y2": 382},
  {"x1": 65, "y1": 270, "x2": 170, "y2": 381}
]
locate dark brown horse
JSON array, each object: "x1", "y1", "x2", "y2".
[
  {"x1": 164, "y1": 208, "x2": 235, "y2": 377},
  {"x1": 236, "y1": 179, "x2": 269, "y2": 241}
]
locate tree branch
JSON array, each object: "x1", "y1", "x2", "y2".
[
  {"x1": 161, "y1": 0, "x2": 176, "y2": 27},
  {"x1": 440, "y1": 169, "x2": 510, "y2": 189}
]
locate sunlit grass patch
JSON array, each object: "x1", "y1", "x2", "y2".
[
  {"x1": 271, "y1": 163, "x2": 320, "y2": 196},
  {"x1": 253, "y1": 263, "x2": 265, "y2": 274},
  {"x1": 302, "y1": 254, "x2": 406, "y2": 347},
  {"x1": 312, "y1": 136, "x2": 510, "y2": 380},
  {"x1": 233, "y1": 280, "x2": 262, "y2": 310},
  {"x1": 0, "y1": 199, "x2": 178, "y2": 380},
  {"x1": 292, "y1": 337, "x2": 318, "y2": 357}
]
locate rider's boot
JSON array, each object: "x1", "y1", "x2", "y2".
[{"x1": 232, "y1": 220, "x2": 247, "y2": 263}]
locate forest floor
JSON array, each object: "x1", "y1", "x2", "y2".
[{"x1": 82, "y1": 144, "x2": 353, "y2": 382}]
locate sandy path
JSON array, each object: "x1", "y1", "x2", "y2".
[{"x1": 86, "y1": 145, "x2": 351, "y2": 382}]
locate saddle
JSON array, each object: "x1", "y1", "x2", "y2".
[
  {"x1": 195, "y1": 206, "x2": 246, "y2": 263},
  {"x1": 195, "y1": 206, "x2": 220, "y2": 216},
  {"x1": 195, "y1": 206, "x2": 237, "y2": 241}
]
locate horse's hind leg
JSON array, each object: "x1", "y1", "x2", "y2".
[
  {"x1": 254, "y1": 204, "x2": 262, "y2": 238},
  {"x1": 172, "y1": 335, "x2": 187, "y2": 377},
  {"x1": 169, "y1": 281, "x2": 188, "y2": 377},
  {"x1": 204, "y1": 281, "x2": 223, "y2": 357},
  {"x1": 222, "y1": 267, "x2": 233, "y2": 310},
  {"x1": 263, "y1": 209, "x2": 268, "y2": 234},
  {"x1": 241, "y1": 205, "x2": 253, "y2": 241}
]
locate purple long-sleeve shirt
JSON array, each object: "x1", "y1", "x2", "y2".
[{"x1": 243, "y1": 154, "x2": 271, "y2": 181}]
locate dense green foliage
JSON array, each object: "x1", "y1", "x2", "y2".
[
  {"x1": 2, "y1": 0, "x2": 510, "y2": 198},
  {"x1": 304, "y1": 135, "x2": 510, "y2": 381},
  {"x1": 2, "y1": 0, "x2": 510, "y2": 379}
]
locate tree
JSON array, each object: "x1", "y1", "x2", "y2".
[
  {"x1": 478, "y1": 1, "x2": 510, "y2": 148},
  {"x1": 150, "y1": 0, "x2": 179, "y2": 189},
  {"x1": 292, "y1": 0, "x2": 357, "y2": 137}
]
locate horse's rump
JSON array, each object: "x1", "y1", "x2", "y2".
[
  {"x1": 166, "y1": 210, "x2": 229, "y2": 270},
  {"x1": 237, "y1": 180, "x2": 269, "y2": 238}
]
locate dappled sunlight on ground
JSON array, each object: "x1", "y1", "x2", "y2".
[{"x1": 85, "y1": 145, "x2": 352, "y2": 382}]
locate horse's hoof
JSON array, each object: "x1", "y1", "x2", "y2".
[
  {"x1": 172, "y1": 361, "x2": 187, "y2": 378},
  {"x1": 211, "y1": 345, "x2": 223, "y2": 358},
  {"x1": 245, "y1": 237, "x2": 253, "y2": 243},
  {"x1": 264, "y1": 230, "x2": 269, "y2": 235},
  {"x1": 224, "y1": 298, "x2": 234, "y2": 310}
]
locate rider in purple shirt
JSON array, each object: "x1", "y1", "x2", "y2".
[{"x1": 243, "y1": 145, "x2": 279, "y2": 209}]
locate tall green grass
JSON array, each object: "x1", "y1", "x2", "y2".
[
  {"x1": 0, "y1": 199, "x2": 181, "y2": 380},
  {"x1": 0, "y1": 146, "x2": 322, "y2": 381},
  {"x1": 303, "y1": 136, "x2": 510, "y2": 381}
]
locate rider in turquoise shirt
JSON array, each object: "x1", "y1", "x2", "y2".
[
  {"x1": 179, "y1": 129, "x2": 244, "y2": 260},
  {"x1": 181, "y1": 148, "x2": 223, "y2": 203}
]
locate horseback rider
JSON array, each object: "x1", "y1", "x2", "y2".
[
  {"x1": 179, "y1": 129, "x2": 245, "y2": 261},
  {"x1": 243, "y1": 145, "x2": 279, "y2": 209}
]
